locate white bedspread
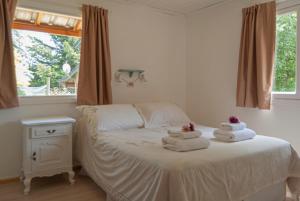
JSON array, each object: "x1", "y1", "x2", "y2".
[{"x1": 77, "y1": 120, "x2": 300, "y2": 201}]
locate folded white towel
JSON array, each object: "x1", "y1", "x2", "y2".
[
  {"x1": 220, "y1": 122, "x2": 247, "y2": 131},
  {"x1": 167, "y1": 129, "x2": 201, "y2": 139},
  {"x1": 162, "y1": 136, "x2": 210, "y2": 152},
  {"x1": 213, "y1": 128, "x2": 256, "y2": 142}
]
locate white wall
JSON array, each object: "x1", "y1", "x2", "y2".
[
  {"x1": 186, "y1": 1, "x2": 300, "y2": 153},
  {"x1": 0, "y1": 0, "x2": 186, "y2": 179}
]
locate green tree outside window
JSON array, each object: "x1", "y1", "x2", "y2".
[
  {"x1": 274, "y1": 12, "x2": 297, "y2": 92},
  {"x1": 13, "y1": 30, "x2": 81, "y2": 96}
]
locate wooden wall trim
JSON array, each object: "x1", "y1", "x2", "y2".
[{"x1": 12, "y1": 21, "x2": 81, "y2": 37}]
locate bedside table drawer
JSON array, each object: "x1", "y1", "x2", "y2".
[{"x1": 31, "y1": 124, "x2": 72, "y2": 138}]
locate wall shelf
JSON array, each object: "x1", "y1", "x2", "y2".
[{"x1": 115, "y1": 69, "x2": 146, "y2": 87}]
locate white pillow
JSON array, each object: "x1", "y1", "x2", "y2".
[
  {"x1": 134, "y1": 102, "x2": 191, "y2": 128},
  {"x1": 96, "y1": 104, "x2": 144, "y2": 131}
]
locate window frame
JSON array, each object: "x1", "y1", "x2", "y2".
[
  {"x1": 273, "y1": 4, "x2": 300, "y2": 100},
  {"x1": 12, "y1": 7, "x2": 81, "y2": 104},
  {"x1": 19, "y1": 95, "x2": 76, "y2": 105}
]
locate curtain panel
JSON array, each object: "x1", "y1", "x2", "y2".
[
  {"x1": 77, "y1": 5, "x2": 112, "y2": 105},
  {"x1": 0, "y1": 0, "x2": 19, "y2": 109},
  {"x1": 236, "y1": 1, "x2": 276, "y2": 110}
]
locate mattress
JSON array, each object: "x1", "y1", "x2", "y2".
[{"x1": 76, "y1": 118, "x2": 300, "y2": 201}]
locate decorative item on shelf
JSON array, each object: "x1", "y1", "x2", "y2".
[{"x1": 114, "y1": 69, "x2": 146, "y2": 87}]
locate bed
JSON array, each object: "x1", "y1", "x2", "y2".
[{"x1": 75, "y1": 103, "x2": 300, "y2": 201}]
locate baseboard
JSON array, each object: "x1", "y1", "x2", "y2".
[{"x1": 0, "y1": 177, "x2": 19, "y2": 185}]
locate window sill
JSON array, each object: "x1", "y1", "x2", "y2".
[
  {"x1": 272, "y1": 92, "x2": 300, "y2": 100},
  {"x1": 19, "y1": 95, "x2": 77, "y2": 106}
]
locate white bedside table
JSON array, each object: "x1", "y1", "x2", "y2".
[{"x1": 21, "y1": 116, "x2": 76, "y2": 194}]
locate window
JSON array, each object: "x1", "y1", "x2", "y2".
[
  {"x1": 12, "y1": 8, "x2": 81, "y2": 97},
  {"x1": 273, "y1": 7, "x2": 300, "y2": 99}
]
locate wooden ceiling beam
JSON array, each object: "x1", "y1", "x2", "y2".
[
  {"x1": 35, "y1": 13, "x2": 42, "y2": 25},
  {"x1": 74, "y1": 20, "x2": 81, "y2": 31},
  {"x1": 12, "y1": 21, "x2": 81, "y2": 37}
]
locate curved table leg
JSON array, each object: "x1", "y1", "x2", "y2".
[
  {"x1": 68, "y1": 171, "x2": 75, "y2": 185},
  {"x1": 23, "y1": 177, "x2": 32, "y2": 195}
]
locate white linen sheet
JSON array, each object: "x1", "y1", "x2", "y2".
[{"x1": 76, "y1": 119, "x2": 300, "y2": 201}]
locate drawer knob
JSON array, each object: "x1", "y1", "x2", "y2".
[
  {"x1": 32, "y1": 152, "x2": 37, "y2": 161},
  {"x1": 46, "y1": 129, "x2": 56, "y2": 134}
]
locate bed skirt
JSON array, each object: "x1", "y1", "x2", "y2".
[{"x1": 104, "y1": 182, "x2": 286, "y2": 201}]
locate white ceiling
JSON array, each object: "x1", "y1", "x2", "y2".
[{"x1": 111, "y1": 0, "x2": 229, "y2": 14}]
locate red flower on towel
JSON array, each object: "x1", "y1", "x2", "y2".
[
  {"x1": 182, "y1": 122, "x2": 195, "y2": 132},
  {"x1": 229, "y1": 116, "x2": 240, "y2": 124}
]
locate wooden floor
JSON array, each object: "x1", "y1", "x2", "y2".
[
  {"x1": 0, "y1": 174, "x2": 295, "y2": 201},
  {"x1": 0, "y1": 174, "x2": 106, "y2": 201}
]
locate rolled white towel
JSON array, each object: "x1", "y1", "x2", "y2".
[
  {"x1": 220, "y1": 122, "x2": 247, "y2": 131},
  {"x1": 162, "y1": 136, "x2": 210, "y2": 152},
  {"x1": 167, "y1": 129, "x2": 201, "y2": 139},
  {"x1": 213, "y1": 128, "x2": 256, "y2": 142}
]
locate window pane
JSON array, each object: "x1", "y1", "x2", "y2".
[
  {"x1": 12, "y1": 30, "x2": 80, "y2": 96},
  {"x1": 274, "y1": 12, "x2": 297, "y2": 92}
]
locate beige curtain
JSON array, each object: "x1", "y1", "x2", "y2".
[
  {"x1": 77, "y1": 5, "x2": 112, "y2": 105},
  {"x1": 0, "y1": 0, "x2": 19, "y2": 109},
  {"x1": 236, "y1": 1, "x2": 276, "y2": 110}
]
